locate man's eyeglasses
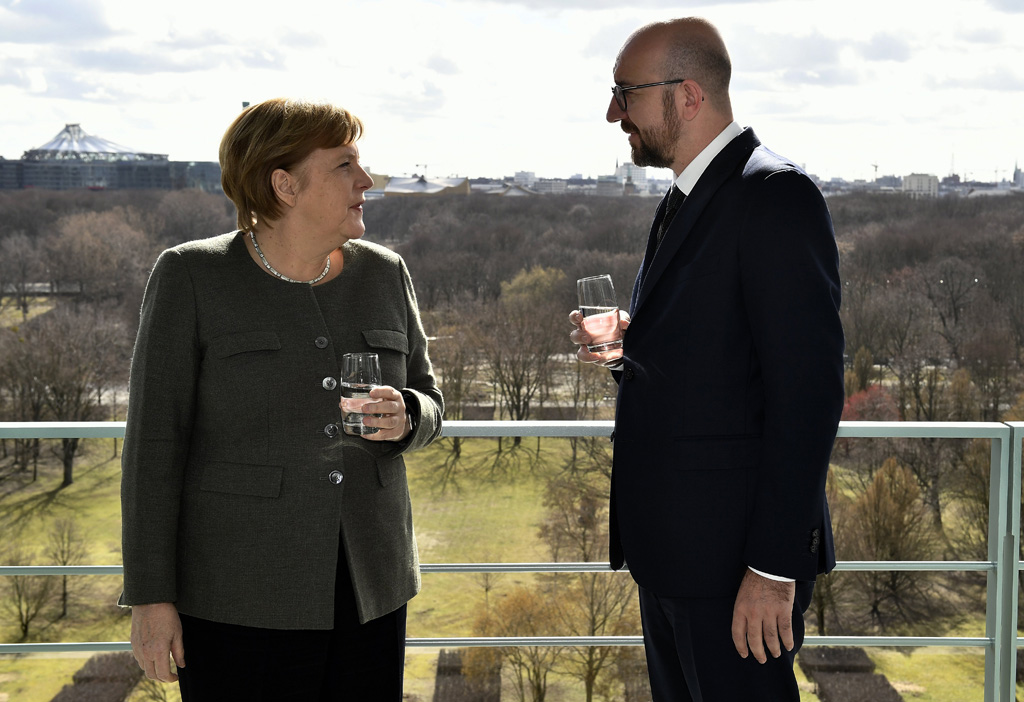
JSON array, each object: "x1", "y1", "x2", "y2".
[{"x1": 611, "y1": 79, "x2": 685, "y2": 112}]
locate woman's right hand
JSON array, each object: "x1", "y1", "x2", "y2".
[{"x1": 130, "y1": 602, "x2": 186, "y2": 682}]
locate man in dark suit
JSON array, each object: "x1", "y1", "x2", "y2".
[{"x1": 569, "y1": 17, "x2": 845, "y2": 701}]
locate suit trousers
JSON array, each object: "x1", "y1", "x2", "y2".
[
  {"x1": 638, "y1": 580, "x2": 814, "y2": 702},
  {"x1": 176, "y1": 535, "x2": 407, "y2": 701}
]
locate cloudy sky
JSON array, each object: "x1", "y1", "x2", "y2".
[{"x1": 1, "y1": 0, "x2": 1022, "y2": 183}]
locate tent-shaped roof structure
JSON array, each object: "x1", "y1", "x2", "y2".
[
  {"x1": 385, "y1": 174, "x2": 468, "y2": 196},
  {"x1": 22, "y1": 124, "x2": 167, "y2": 163}
]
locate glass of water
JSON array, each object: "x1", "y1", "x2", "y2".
[
  {"x1": 340, "y1": 352, "x2": 382, "y2": 436},
  {"x1": 577, "y1": 274, "x2": 623, "y2": 353}
]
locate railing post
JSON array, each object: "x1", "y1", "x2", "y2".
[
  {"x1": 1006, "y1": 422, "x2": 1024, "y2": 701},
  {"x1": 986, "y1": 426, "x2": 1019, "y2": 702}
]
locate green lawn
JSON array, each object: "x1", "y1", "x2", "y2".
[{"x1": 0, "y1": 297, "x2": 55, "y2": 329}]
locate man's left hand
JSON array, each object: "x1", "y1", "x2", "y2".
[{"x1": 731, "y1": 569, "x2": 796, "y2": 663}]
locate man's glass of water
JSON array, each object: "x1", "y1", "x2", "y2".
[{"x1": 577, "y1": 274, "x2": 623, "y2": 353}]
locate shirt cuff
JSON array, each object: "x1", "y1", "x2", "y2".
[{"x1": 748, "y1": 566, "x2": 795, "y2": 583}]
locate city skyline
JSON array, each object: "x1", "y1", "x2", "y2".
[{"x1": 1, "y1": 0, "x2": 1022, "y2": 183}]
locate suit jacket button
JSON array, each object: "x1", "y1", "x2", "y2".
[
  {"x1": 809, "y1": 528, "x2": 821, "y2": 553},
  {"x1": 623, "y1": 368, "x2": 635, "y2": 380},
  {"x1": 324, "y1": 423, "x2": 340, "y2": 437},
  {"x1": 322, "y1": 377, "x2": 338, "y2": 391},
  {"x1": 328, "y1": 470, "x2": 344, "y2": 484},
  {"x1": 315, "y1": 336, "x2": 329, "y2": 349}
]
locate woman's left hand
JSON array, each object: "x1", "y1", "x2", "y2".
[{"x1": 348, "y1": 385, "x2": 411, "y2": 442}]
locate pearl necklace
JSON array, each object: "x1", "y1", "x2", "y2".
[{"x1": 249, "y1": 230, "x2": 331, "y2": 285}]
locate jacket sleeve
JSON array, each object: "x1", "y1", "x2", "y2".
[
  {"x1": 739, "y1": 169, "x2": 845, "y2": 580},
  {"x1": 396, "y1": 257, "x2": 444, "y2": 453},
  {"x1": 119, "y1": 249, "x2": 199, "y2": 606}
]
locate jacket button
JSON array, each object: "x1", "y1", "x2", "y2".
[
  {"x1": 315, "y1": 336, "x2": 329, "y2": 349},
  {"x1": 324, "y1": 423, "x2": 340, "y2": 437},
  {"x1": 623, "y1": 368, "x2": 635, "y2": 380},
  {"x1": 322, "y1": 377, "x2": 337, "y2": 391},
  {"x1": 328, "y1": 470, "x2": 344, "y2": 484},
  {"x1": 809, "y1": 528, "x2": 821, "y2": 553}
]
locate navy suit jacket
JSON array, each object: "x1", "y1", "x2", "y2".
[{"x1": 609, "y1": 127, "x2": 845, "y2": 598}]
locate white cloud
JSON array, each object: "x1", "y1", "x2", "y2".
[
  {"x1": 426, "y1": 54, "x2": 460, "y2": 76},
  {"x1": 858, "y1": 33, "x2": 913, "y2": 62},
  {"x1": 986, "y1": 0, "x2": 1024, "y2": 11},
  {"x1": 0, "y1": 0, "x2": 1021, "y2": 183},
  {"x1": 0, "y1": 0, "x2": 114, "y2": 43}
]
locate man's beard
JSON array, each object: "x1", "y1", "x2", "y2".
[{"x1": 625, "y1": 91, "x2": 680, "y2": 169}]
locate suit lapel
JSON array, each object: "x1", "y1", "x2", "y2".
[
  {"x1": 631, "y1": 128, "x2": 761, "y2": 318},
  {"x1": 630, "y1": 190, "x2": 672, "y2": 316}
]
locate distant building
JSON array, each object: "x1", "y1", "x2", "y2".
[
  {"x1": 596, "y1": 175, "x2": 623, "y2": 196},
  {"x1": 170, "y1": 161, "x2": 223, "y2": 192},
  {"x1": 647, "y1": 177, "x2": 673, "y2": 195},
  {"x1": 615, "y1": 161, "x2": 647, "y2": 190},
  {"x1": 903, "y1": 173, "x2": 939, "y2": 198},
  {"x1": 534, "y1": 179, "x2": 567, "y2": 194},
  {"x1": 1, "y1": 123, "x2": 222, "y2": 192},
  {"x1": 514, "y1": 171, "x2": 537, "y2": 187},
  {"x1": 0, "y1": 157, "x2": 20, "y2": 189}
]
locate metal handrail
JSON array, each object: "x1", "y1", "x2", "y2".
[
  {"x1": 0, "y1": 559, "x2": 999, "y2": 577},
  {"x1": 1, "y1": 420, "x2": 1021, "y2": 702}
]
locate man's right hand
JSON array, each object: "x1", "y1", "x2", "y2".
[
  {"x1": 130, "y1": 602, "x2": 185, "y2": 683},
  {"x1": 569, "y1": 309, "x2": 629, "y2": 367}
]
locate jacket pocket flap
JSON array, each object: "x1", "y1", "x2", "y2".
[
  {"x1": 199, "y1": 461, "x2": 283, "y2": 498},
  {"x1": 669, "y1": 436, "x2": 762, "y2": 470},
  {"x1": 376, "y1": 455, "x2": 406, "y2": 487},
  {"x1": 362, "y1": 329, "x2": 409, "y2": 354},
  {"x1": 209, "y1": 331, "x2": 281, "y2": 359}
]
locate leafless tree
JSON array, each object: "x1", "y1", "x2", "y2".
[
  {"x1": 960, "y1": 297, "x2": 1021, "y2": 421},
  {"x1": 0, "y1": 326, "x2": 47, "y2": 477},
  {"x1": 539, "y1": 473, "x2": 638, "y2": 702},
  {"x1": 0, "y1": 546, "x2": 55, "y2": 641},
  {"x1": 917, "y1": 257, "x2": 982, "y2": 364},
  {"x1": 47, "y1": 517, "x2": 89, "y2": 618},
  {"x1": 475, "y1": 587, "x2": 563, "y2": 702},
  {"x1": 43, "y1": 209, "x2": 156, "y2": 307},
  {"x1": 0, "y1": 232, "x2": 45, "y2": 320},
  {"x1": 845, "y1": 458, "x2": 947, "y2": 633},
  {"x1": 422, "y1": 300, "x2": 485, "y2": 489},
  {"x1": 478, "y1": 267, "x2": 568, "y2": 452},
  {"x1": 155, "y1": 189, "x2": 234, "y2": 247},
  {"x1": 558, "y1": 358, "x2": 616, "y2": 473},
  {"x1": 14, "y1": 307, "x2": 130, "y2": 486}
]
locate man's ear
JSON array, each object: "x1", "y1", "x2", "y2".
[
  {"x1": 678, "y1": 80, "x2": 704, "y2": 121},
  {"x1": 271, "y1": 168, "x2": 298, "y2": 208}
]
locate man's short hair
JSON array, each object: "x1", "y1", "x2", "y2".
[
  {"x1": 219, "y1": 98, "x2": 363, "y2": 231},
  {"x1": 634, "y1": 18, "x2": 732, "y2": 108}
]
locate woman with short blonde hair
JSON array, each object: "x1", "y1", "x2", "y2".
[{"x1": 121, "y1": 97, "x2": 443, "y2": 700}]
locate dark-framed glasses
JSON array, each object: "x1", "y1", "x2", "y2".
[{"x1": 611, "y1": 79, "x2": 685, "y2": 112}]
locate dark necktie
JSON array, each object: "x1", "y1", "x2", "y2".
[{"x1": 656, "y1": 185, "x2": 686, "y2": 246}]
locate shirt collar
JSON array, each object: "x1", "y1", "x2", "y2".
[{"x1": 673, "y1": 121, "x2": 743, "y2": 196}]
